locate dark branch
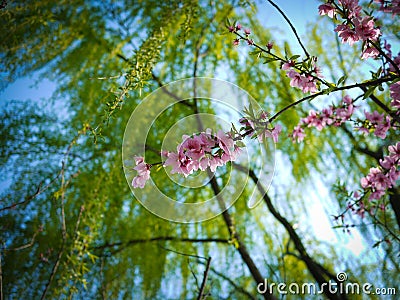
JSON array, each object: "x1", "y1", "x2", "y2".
[
  {"x1": 233, "y1": 163, "x2": 347, "y2": 300},
  {"x1": 196, "y1": 257, "x2": 212, "y2": 300},
  {"x1": 151, "y1": 72, "x2": 194, "y2": 108},
  {"x1": 197, "y1": 260, "x2": 257, "y2": 300},
  {"x1": 265, "y1": 0, "x2": 310, "y2": 58},
  {"x1": 92, "y1": 236, "x2": 229, "y2": 251},
  {"x1": 269, "y1": 76, "x2": 396, "y2": 122}
]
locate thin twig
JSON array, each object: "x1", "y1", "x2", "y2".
[
  {"x1": 40, "y1": 246, "x2": 64, "y2": 300},
  {"x1": 196, "y1": 257, "x2": 212, "y2": 300},
  {"x1": 159, "y1": 245, "x2": 208, "y2": 261},
  {"x1": 6, "y1": 231, "x2": 39, "y2": 251},
  {"x1": 265, "y1": 0, "x2": 310, "y2": 58},
  {"x1": 197, "y1": 260, "x2": 257, "y2": 300},
  {"x1": 40, "y1": 138, "x2": 78, "y2": 299},
  {"x1": 151, "y1": 72, "x2": 194, "y2": 108}
]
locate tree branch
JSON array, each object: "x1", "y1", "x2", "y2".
[
  {"x1": 233, "y1": 163, "x2": 347, "y2": 300},
  {"x1": 197, "y1": 260, "x2": 257, "y2": 300},
  {"x1": 206, "y1": 170, "x2": 277, "y2": 300},
  {"x1": 265, "y1": 0, "x2": 310, "y2": 58},
  {"x1": 269, "y1": 76, "x2": 397, "y2": 122},
  {"x1": 196, "y1": 256, "x2": 212, "y2": 300},
  {"x1": 151, "y1": 72, "x2": 194, "y2": 108},
  {"x1": 5, "y1": 231, "x2": 39, "y2": 252},
  {"x1": 93, "y1": 236, "x2": 229, "y2": 251}
]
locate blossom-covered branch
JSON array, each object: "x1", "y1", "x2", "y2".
[{"x1": 131, "y1": 109, "x2": 282, "y2": 189}]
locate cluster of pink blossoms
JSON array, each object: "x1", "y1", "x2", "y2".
[
  {"x1": 281, "y1": 60, "x2": 321, "y2": 94},
  {"x1": 290, "y1": 95, "x2": 355, "y2": 142},
  {"x1": 374, "y1": 0, "x2": 400, "y2": 16},
  {"x1": 356, "y1": 110, "x2": 391, "y2": 138},
  {"x1": 319, "y1": 0, "x2": 381, "y2": 59},
  {"x1": 131, "y1": 129, "x2": 243, "y2": 188},
  {"x1": 163, "y1": 129, "x2": 241, "y2": 176},
  {"x1": 390, "y1": 82, "x2": 400, "y2": 109},
  {"x1": 360, "y1": 142, "x2": 400, "y2": 200},
  {"x1": 131, "y1": 156, "x2": 151, "y2": 188},
  {"x1": 131, "y1": 108, "x2": 284, "y2": 188}
]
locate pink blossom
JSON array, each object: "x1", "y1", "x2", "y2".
[
  {"x1": 359, "y1": 142, "x2": 400, "y2": 200},
  {"x1": 282, "y1": 60, "x2": 295, "y2": 70},
  {"x1": 217, "y1": 130, "x2": 235, "y2": 156},
  {"x1": 266, "y1": 124, "x2": 282, "y2": 143},
  {"x1": 313, "y1": 65, "x2": 323, "y2": 78},
  {"x1": 374, "y1": 116, "x2": 391, "y2": 139},
  {"x1": 365, "y1": 110, "x2": 384, "y2": 124},
  {"x1": 380, "y1": 156, "x2": 396, "y2": 169},
  {"x1": 208, "y1": 156, "x2": 224, "y2": 172},
  {"x1": 343, "y1": 95, "x2": 353, "y2": 105},
  {"x1": 388, "y1": 142, "x2": 400, "y2": 161},
  {"x1": 198, "y1": 132, "x2": 215, "y2": 152},
  {"x1": 235, "y1": 23, "x2": 242, "y2": 31},
  {"x1": 163, "y1": 128, "x2": 242, "y2": 176},
  {"x1": 335, "y1": 104, "x2": 354, "y2": 122},
  {"x1": 301, "y1": 75, "x2": 318, "y2": 93},
  {"x1": 233, "y1": 39, "x2": 240, "y2": 46},
  {"x1": 360, "y1": 176, "x2": 370, "y2": 189},
  {"x1": 354, "y1": 17, "x2": 381, "y2": 41},
  {"x1": 291, "y1": 95, "x2": 356, "y2": 143},
  {"x1": 266, "y1": 41, "x2": 273, "y2": 50},
  {"x1": 244, "y1": 28, "x2": 251, "y2": 35},
  {"x1": 335, "y1": 24, "x2": 359, "y2": 46},
  {"x1": 357, "y1": 126, "x2": 370, "y2": 135},
  {"x1": 198, "y1": 157, "x2": 210, "y2": 171},
  {"x1": 286, "y1": 70, "x2": 317, "y2": 93},
  {"x1": 322, "y1": 107, "x2": 334, "y2": 125},
  {"x1": 291, "y1": 125, "x2": 306, "y2": 143},
  {"x1": 369, "y1": 189, "x2": 386, "y2": 200},
  {"x1": 389, "y1": 82, "x2": 400, "y2": 109},
  {"x1": 164, "y1": 148, "x2": 192, "y2": 177},
  {"x1": 339, "y1": 0, "x2": 362, "y2": 18},
  {"x1": 318, "y1": 3, "x2": 336, "y2": 18},
  {"x1": 361, "y1": 46, "x2": 379, "y2": 59},
  {"x1": 302, "y1": 110, "x2": 318, "y2": 126},
  {"x1": 387, "y1": 167, "x2": 400, "y2": 186},
  {"x1": 228, "y1": 25, "x2": 235, "y2": 33},
  {"x1": 247, "y1": 39, "x2": 254, "y2": 45},
  {"x1": 132, "y1": 156, "x2": 151, "y2": 188},
  {"x1": 132, "y1": 174, "x2": 150, "y2": 189},
  {"x1": 181, "y1": 135, "x2": 204, "y2": 160}
]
